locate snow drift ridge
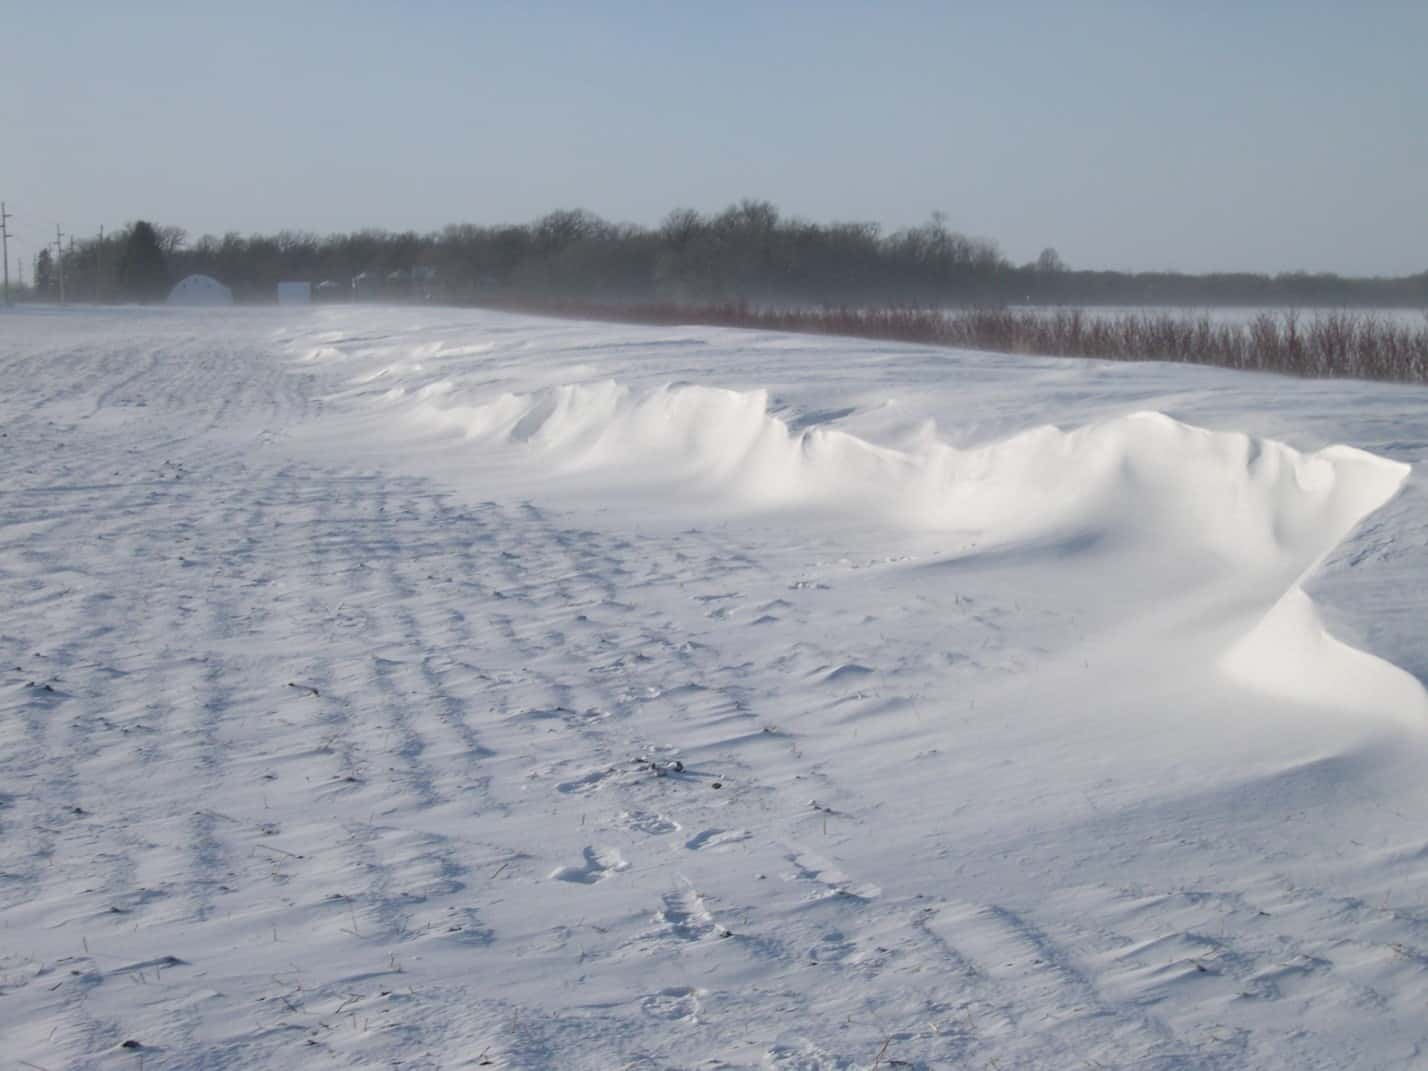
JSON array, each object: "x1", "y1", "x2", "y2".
[
  {"x1": 383, "y1": 377, "x2": 1420, "y2": 715},
  {"x1": 395, "y1": 379, "x2": 1408, "y2": 565}
]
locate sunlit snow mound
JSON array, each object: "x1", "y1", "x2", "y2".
[
  {"x1": 383, "y1": 378, "x2": 1420, "y2": 715},
  {"x1": 396, "y1": 379, "x2": 1406, "y2": 562}
]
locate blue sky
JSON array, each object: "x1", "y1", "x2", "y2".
[{"x1": 3, "y1": 1, "x2": 1425, "y2": 276}]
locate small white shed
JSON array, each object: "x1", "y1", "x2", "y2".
[{"x1": 168, "y1": 274, "x2": 233, "y2": 306}]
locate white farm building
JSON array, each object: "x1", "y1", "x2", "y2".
[
  {"x1": 168, "y1": 274, "x2": 234, "y2": 306},
  {"x1": 277, "y1": 281, "x2": 312, "y2": 305}
]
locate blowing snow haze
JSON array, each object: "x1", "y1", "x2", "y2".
[{"x1": 4, "y1": 2, "x2": 1428, "y2": 277}]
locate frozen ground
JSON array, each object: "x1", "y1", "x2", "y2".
[{"x1": 3, "y1": 305, "x2": 1428, "y2": 1070}]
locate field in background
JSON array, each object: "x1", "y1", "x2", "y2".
[{"x1": 475, "y1": 299, "x2": 1428, "y2": 383}]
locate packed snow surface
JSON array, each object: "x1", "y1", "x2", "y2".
[{"x1": 3, "y1": 305, "x2": 1428, "y2": 1070}]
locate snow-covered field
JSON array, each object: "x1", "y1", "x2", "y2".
[{"x1": 4, "y1": 305, "x2": 1428, "y2": 1070}]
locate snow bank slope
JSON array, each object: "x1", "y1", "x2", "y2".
[{"x1": 386, "y1": 378, "x2": 1420, "y2": 713}]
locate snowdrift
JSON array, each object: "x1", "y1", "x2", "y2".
[
  {"x1": 382, "y1": 378, "x2": 1420, "y2": 715},
  {"x1": 393, "y1": 379, "x2": 1407, "y2": 564}
]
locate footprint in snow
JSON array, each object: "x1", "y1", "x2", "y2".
[
  {"x1": 657, "y1": 889, "x2": 720, "y2": 941},
  {"x1": 784, "y1": 852, "x2": 882, "y2": 902},
  {"x1": 684, "y1": 828, "x2": 752, "y2": 852},
  {"x1": 622, "y1": 810, "x2": 680, "y2": 835},
  {"x1": 640, "y1": 985, "x2": 702, "y2": 1021},
  {"x1": 550, "y1": 846, "x2": 628, "y2": 885},
  {"x1": 555, "y1": 768, "x2": 611, "y2": 795}
]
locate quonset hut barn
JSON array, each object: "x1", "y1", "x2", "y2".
[{"x1": 167, "y1": 274, "x2": 234, "y2": 306}]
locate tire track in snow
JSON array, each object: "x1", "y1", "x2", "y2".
[{"x1": 0, "y1": 318, "x2": 339, "y2": 1067}]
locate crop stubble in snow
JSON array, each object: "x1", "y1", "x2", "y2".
[{"x1": 3, "y1": 306, "x2": 1428, "y2": 1069}]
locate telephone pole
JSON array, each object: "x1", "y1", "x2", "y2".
[
  {"x1": 97, "y1": 225, "x2": 104, "y2": 303},
  {"x1": 55, "y1": 224, "x2": 65, "y2": 305},
  {"x1": 1, "y1": 203, "x2": 12, "y2": 307}
]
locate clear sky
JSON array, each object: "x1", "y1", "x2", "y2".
[{"x1": 3, "y1": 1, "x2": 1425, "y2": 277}]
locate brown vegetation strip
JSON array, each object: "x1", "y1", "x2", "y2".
[{"x1": 475, "y1": 300, "x2": 1428, "y2": 385}]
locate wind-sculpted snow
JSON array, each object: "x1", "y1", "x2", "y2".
[
  {"x1": 5, "y1": 305, "x2": 1428, "y2": 1071},
  {"x1": 393, "y1": 377, "x2": 1407, "y2": 563},
  {"x1": 380, "y1": 376, "x2": 1420, "y2": 714}
]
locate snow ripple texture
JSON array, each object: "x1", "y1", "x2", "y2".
[{"x1": 3, "y1": 305, "x2": 1428, "y2": 1071}]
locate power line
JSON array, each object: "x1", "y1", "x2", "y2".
[
  {"x1": 55, "y1": 224, "x2": 65, "y2": 305},
  {"x1": 1, "y1": 202, "x2": 12, "y2": 307}
]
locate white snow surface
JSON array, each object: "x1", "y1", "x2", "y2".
[{"x1": 4, "y1": 304, "x2": 1428, "y2": 1070}]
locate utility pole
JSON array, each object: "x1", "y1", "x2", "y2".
[
  {"x1": 97, "y1": 225, "x2": 104, "y2": 303},
  {"x1": 1, "y1": 202, "x2": 12, "y2": 307},
  {"x1": 55, "y1": 224, "x2": 65, "y2": 305}
]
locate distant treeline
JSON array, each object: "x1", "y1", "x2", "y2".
[{"x1": 23, "y1": 201, "x2": 1428, "y2": 308}]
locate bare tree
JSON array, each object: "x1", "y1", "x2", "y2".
[
  {"x1": 158, "y1": 225, "x2": 189, "y2": 257},
  {"x1": 1036, "y1": 247, "x2": 1067, "y2": 273}
]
